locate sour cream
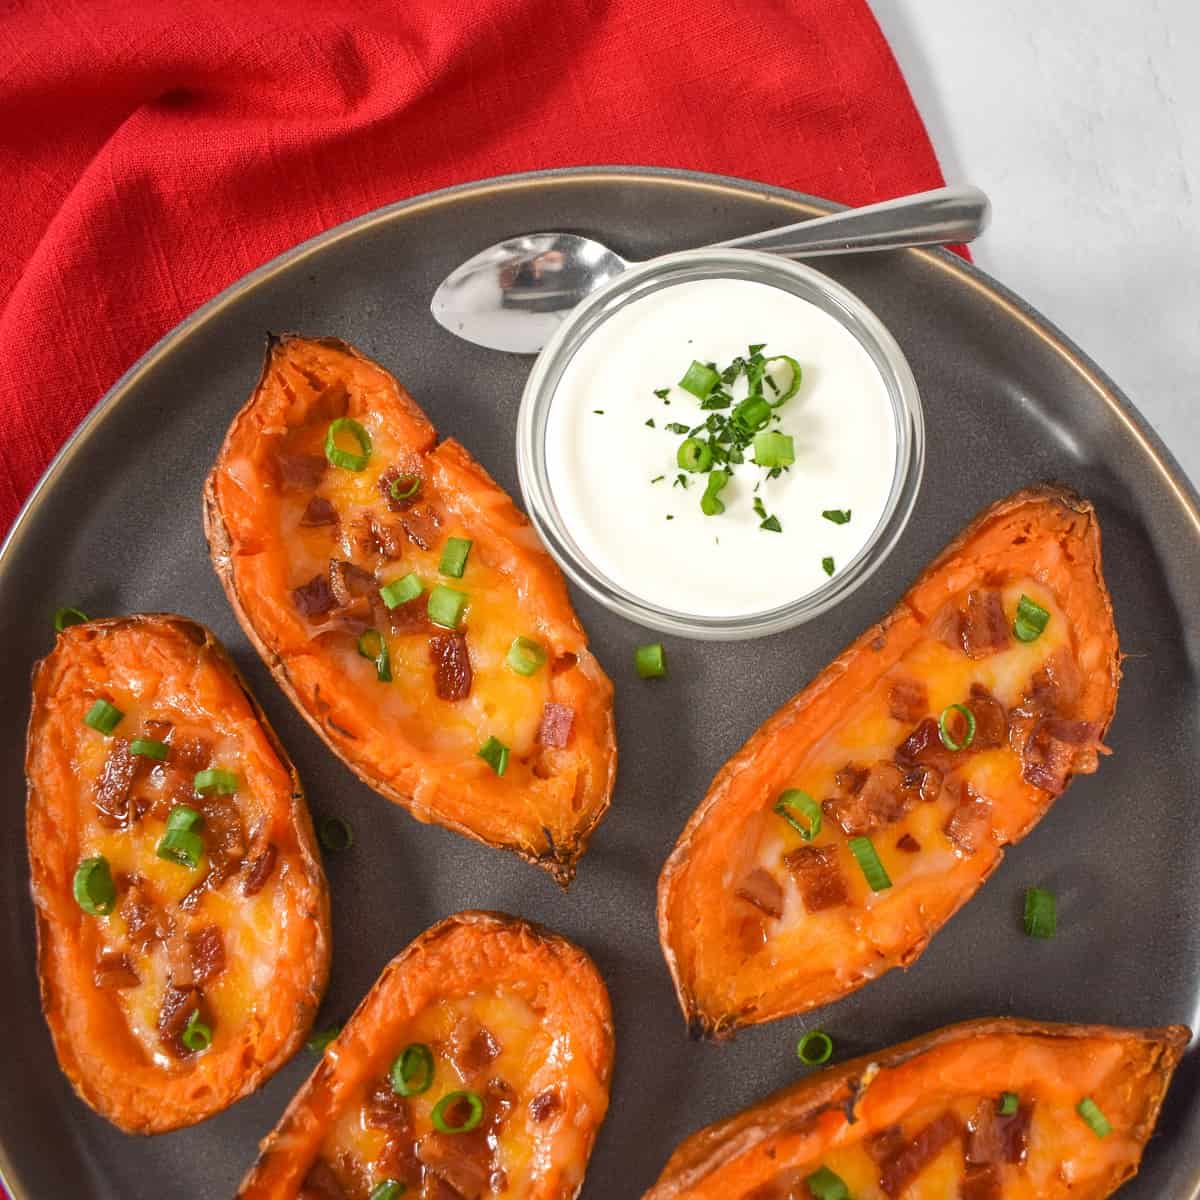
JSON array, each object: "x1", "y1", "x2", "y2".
[{"x1": 544, "y1": 277, "x2": 898, "y2": 617}]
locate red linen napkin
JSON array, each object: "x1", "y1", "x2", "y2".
[{"x1": 0, "y1": 0, "x2": 949, "y2": 544}]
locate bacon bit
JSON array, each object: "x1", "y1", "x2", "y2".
[
  {"x1": 378, "y1": 593, "x2": 431, "y2": 636},
  {"x1": 93, "y1": 738, "x2": 139, "y2": 826},
  {"x1": 896, "y1": 717, "x2": 958, "y2": 773},
  {"x1": 962, "y1": 590, "x2": 1010, "y2": 659},
  {"x1": 379, "y1": 466, "x2": 423, "y2": 512},
  {"x1": 967, "y1": 1097, "x2": 1033, "y2": 1165},
  {"x1": 529, "y1": 1088, "x2": 562, "y2": 1123},
  {"x1": 417, "y1": 1128, "x2": 492, "y2": 1199},
  {"x1": 1022, "y1": 718, "x2": 1100, "y2": 793},
  {"x1": 944, "y1": 787, "x2": 993, "y2": 856},
  {"x1": 551, "y1": 652, "x2": 578, "y2": 675},
  {"x1": 242, "y1": 843, "x2": 278, "y2": 896},
  {"x1": 928, "y1": 603, "x2": 966, "y2": 650},
  {"x1": 823, "y1": 761, "x2": 909, "y2": 836},
  {"x1": 901, "y1": 762, "x2": 944, "y2": 805},
  {"x1": 878, "y1": 1112, "x2": 963, "y2": 1196},
  {"x1": 171, "y1": 735, "x2": 213, "y2": 772},
  {"x1": 449, "y1": 1020, "x2": 502, "y2": 1078},
  {"x1": 356, "y1": 514, "x2": 405, "y2": 560},
  {"x1": 297, "y1": 1161, "x2": 350, "y2": 1200},
  {"x1": 198, "y1": 793, "x2": 248, "y2": 882},
  {"x1": 736, "y1": 913, "x2": 768, "y2": 955},
  {"x1": 399, "y1": 504, "x2": 441, "y2": 550},
  {"x1": 735, "y1": 867, "x2": 784, "y2": 918},
  {"x1": 896, "y1": 833, "x2": 921, "y2": 853},
  {"x1": 189, "y1": 925, "x2": 226, "y2": 986},
  {"x1": 299, "y1": 495, "x2": 338, "y2": 527},
  {"x1": 430, "y1": 632, "x2": 473, "y2": 701},
  {"x1": 888, "y1": 677, "x2": 928, "y2": 723},
  {"x1": 485, "y1": 1077, "x2": 516, "y2": 1127},
  {"x1": 293, "y1": 573, "x2": 336, "y2": 618},
  {"x1": 961, "y1": 1164, "x2": 1002, "y2": 1200},
  {"x1": 121, "y1": 879, "x2": 172, "y2": 949},
  {"x1": 783, "y1": 845, "x2": 849, "y2": 912},
  {"x1": 275, "y1": 452, "x2": 327, "y2": 492},
  {"x1": 834, "y1": 763, "x2": 869, "y2": 794},
  {"x1": 365, "y1": 1080, "x2": 413, "y2": 1136},
  {"x1": 94, "y1": 951, "x2": 139, "y2": 989},
  {"x1": 157, "y1": 983, "x2": 203, "y2": 1055},
  {"x1": 968, "y1": 683, "x2": 1009, "y2": 750},
  {"x1": 328, "y1": 558, "x2": 376, "y2": 606},
  {"x1": 866, "y1": 1124, "x2": 908, "y2": 1163},
  {"x1": 537, "y1": 703, "x2": 575, "y2": 749}
]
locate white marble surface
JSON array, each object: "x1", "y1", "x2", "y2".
[{"x1": 869, "y1": 0, "x2": 1200, "y2": 484}]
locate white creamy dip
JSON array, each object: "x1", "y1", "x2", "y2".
[{"x1": 544, "y1": 278, "x2": 897, "y2": 617}]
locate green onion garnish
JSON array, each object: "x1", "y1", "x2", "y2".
[
  {"x1": 324, "y1": 417, "x2": 372, "y2": 471},
  {"x1": 634, "y1": 643, "x2": 667, "y2": 679},
  {"x1": 428, "y1": 584, "x2": 468, "y2": 630},
  {"x1": 822, "y1": 509, "x2": 851, "y2": 525},
  {"x1": 390, "y1": 1042, "x2": 435, "y2": 1095},
  {"x1": 733, "y1": 394, "x2": 771, "y2": 434},
  {"x1": 478, "y1": 736, "x2": 509, "y2": 776},
  {"x1": 73, "y1": 856, "x2": 116, "y2": 916},
  {"x1": 1077, "y1": 1097, "x2": 1111, "y2": 1138},
  {"x1": 439, "y1": 537, "x2": 472, "y2": 579},
  {"x1": 83, "y1": 699, "x2": 124, "y2": 735},
  {"x1": 678, "y1": 360, "x2": 719, "y2": 400},
  {"x1": 306, "y1": 1025, "x2": 342, "y2": 1054},
  {"x1": 369, "y1": 1183, "x2": 406, "y2": 1200},
  {"x1": 822, "y1": 556, "x2": 835, "y2": 577},
  {"x1": 507, "y1": 636, "x2": 546, "y2": 676},
  {"x1": 130, "y1": 737, "x2": 169, "y2": 761},
  {"x1": 54, "y1": 606, "x2": 89, "y2": 632},
  {"x1": 763, "y1": 355, "x2": 802, "y2": 405},
  {"x1": 774, "y1": 789, "x2": 821, "y2": 841},
  {"x1": 1023, "y1": 887, "x2": 1056, "y2": 938},
  {"x1": 848, "y1": 836, "x2": 891, "y2": 891},
  {"x1": 665, "y1": 422, "x2": 691, "y2": 435},
  {"x1": 389, "y1": 474, "x2": 420, "y2": 502},
  {"x1": 380, "y1": 573, "x2": 422, "y2": 609},
  {"x1": 805, "y1": 1166, "x2": 849, "y2": 1200},
  {"x1": 700, "y1": 469, "x2": 730, "y2": 516},
  {"x1": 796, "y1": 1030, "x2": 834, "y2": 1066},
  {"x1": 194, "y1": 768, "x2": 239, "y2": 795},
  {"x1": 938, "y1": 703, "x2": 976, "y2": 751},
  {"x1": 431, "y1": 1090, "x2": 484, "y2": 1134},
  {"x1": 319, "y1": 816, "x2": 355, "y2": 852},
  {"x1": 760, "y1": 515, "x2": 782, "y2": 532},
  {"x1": 357, "y1": 629, "x2": 392, "y2": 682},
  {"x1": 181, "y1": 1009, "x2": 212, "y2": 1053},
  {"x1": 752, "y1": 431, "x2": 795, "y2": 468},
  {"x1": 998, "y1": 1091, "x2": 1020, "y2": 1116},
  {"x1": 166, "y1": 805, "x2": 203, "y2": 834},
  {"x1": 654, "y1": 387, "x2": 671, "y2": 400},
  {"x1": 1014, "y1": 594, "x2": 1051, "y2": 642},
  {"x1": 676, "y1": 438, "x2": 714, "y2": 473},
  {"x1": 157, "y1": 828, "x2": 204, "y2": 869}
]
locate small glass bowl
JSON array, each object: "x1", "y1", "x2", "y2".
[{"x1": 516, "y1": 248, "x2": 924, "y2": 640}]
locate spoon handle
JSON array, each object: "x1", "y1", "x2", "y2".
[{"x1": 713, "y1": 185, "x2": 990, "y2": 257}]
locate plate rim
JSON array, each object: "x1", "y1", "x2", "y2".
[{"x1": 3, "y1": 164, "x2": 1198, "y2": 1199}]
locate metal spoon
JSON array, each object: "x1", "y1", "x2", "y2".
[{"x1": 430, "y1": 184, "x2": 989, "y2": 354}]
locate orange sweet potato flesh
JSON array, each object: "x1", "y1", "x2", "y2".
[
  {"x1": 659, "y1": 487, "x2": 1120, "y2": 1036},
  {"x1": 204, "y1": 335, "x2": 616, "y2": 886},
  {"x1": 644, "y1": 1018, "x2": 1190, "y2": 1200},
  {"x1": 26, "y1": 615, "x2": 330, "y2": 1133},
  {"x1": 237, "y1": 910, "x2": 615, "y2": 1200}
]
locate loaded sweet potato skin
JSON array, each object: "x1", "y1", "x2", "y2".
[
  {"x1": 659, "y1": 487, "x2": 1120, "y2": 1036},
  {"x1": 26, "y1": 615, "x2": 330, "y2": 1133},
  {"x1": 644, "y1": 1018, "x2": 1190, "y2": 1200},
  {"x1": 204, "y1": 335, "x2": 616, "y2": 886},
  {"x1": 237, "y1": 911, "x2": 614, "y2": 1200}
]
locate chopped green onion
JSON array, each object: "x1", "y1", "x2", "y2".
[
  {"x1": 130, "y1": 737, "x2": 169, "y2": 761},
  {"x1": 507, "y1": 636, "x2": 546, "y2": 676},
  {"x1": 181, "y1": 1009, "x2": 212, "y2": 1053},
  {"x1": 431, "y1": 1090, "x2": 484, "y2": 1134},
  {"x1": 676, "y1": 438, "x2": 714, "y2": 473},
  {"x1": 369, "y1": 1183, "x2": 406, "y2": 1200},
  {"x1": 306, "y1": 1025, "x2": 342, "y2": 1054},
  {"x1": 700, "y1": 469, "x2": 730, "y2": 516},
  {"x1": 389, "y1": 474, "x2": 420, "y2": 502},
  {"x1": 157, "y1": 828, "x2": 204, "y2": 869},
  {"x1": 763, "y1": 355, "x2": 803, "y2": 405},
  {"x1": 796, "y1": 1030, "x2": 834, "y2": 1066},
  {"x1": 319, "y1": 816, "x2": 355, "y2": 852},
  {"x1": 752, "y1": 431, "x2": 795, "y2": 468},
  {"x1": 593, "y1": 409, "x2": 604, "y2": 415},
  {"x1": 665, "y1": 422, "x2": 691, "y2": 435},
  {"x1": 760, "y1": 515, "x2": 782, "y2": 533},
  {"x1": 357, "y1": 629, "x2": 392, "y2": 682},
  {"x1": 1023, "y1": 887, "x2": 1057, "y2": 938},
  {"x1": 380, "y1": 573, "x2": 422, "y2": 609},
  {"x1": 390, "y1": 1043, "x2": 435, "y2": 1095},
  {"x1": 678, "y1": 360, "x2": 720, "y2": 400},
  {"x1": 1014, "y1": 594, "x2": 1051, "y2": 642},
  {"x1": 774, "y1": 789, "x2": 821, "y2": 841},
  {"x1": 805, "y1": 1166, "x2": 849, "y2": 1200},
  {"x1": 1077, "y1": 1097, "x2": 1111, "y2": 1138},
  {"x1": 634, "y1": 643, "x2": 667, "y2": 679},
  {"x1": 73, "y1": 856, "x2": 116, "y2": 916},
  {"x1": 83, "y1": 699, "x2": 124, "y2": 735},
  {"x1": 654, "y1": 387, "x2": 671, "y2": 400},
  {"x1": 848, "y1": 836, "x2": 892, "y2": 891},
  {"x1": 324, "y1": 417, "x2": 372, "y2": 471},
  {"x1": 645, "y1": 418, "x2": 656, "y2": 428},
  {"x1": 428, "y1": 584, "x2": 469, "y2": 629},
  {"x1": 822, "y1": 509, "x2": 852, "y2": 525},
  {"x1": 54, "y1": 606, "x2": 89, "y2": 632},
  {"x1": 194, "y1": 768, "x2": 239, "y2": 795},
  {"x1": 938, "y1": 703, "x2": 976, "y2": 751},
  {"x1": 733, "y1": 395, "x2": 772, "y2": 433},
  {"x1": 439, "y1": 537, "x2": 472, "y2": 579},
  {"x1": 478, "y1": 736, "x2": 509, "y2": 776},
  {"x1": 998, "y1": 1091, "x2": 1020, "y2": 1116},
  {"x1": 166, "y1": 805, "x2": 203, "y2": 834}
]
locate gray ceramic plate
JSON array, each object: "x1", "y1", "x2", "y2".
[{"x1": 1, "y1": 168, "x2": 1197, "y2": 1200}]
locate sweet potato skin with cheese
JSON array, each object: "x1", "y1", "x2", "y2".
[
  {"x1": 236, "y1": 910, "x2": 615, "y2": 1200},
  {"x1": 659, "y1": 487, "x2": 1121, "y2": 1036},
  {"x1": 26, "y1": 614, "x2": 330, "y2": 1133},
  {"x1": 644, "y1": 1018, "x2": 1190, "y2": 1200},
  {"x1": 203, "y1": 335, "x2": 616, "y2": 886}
]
